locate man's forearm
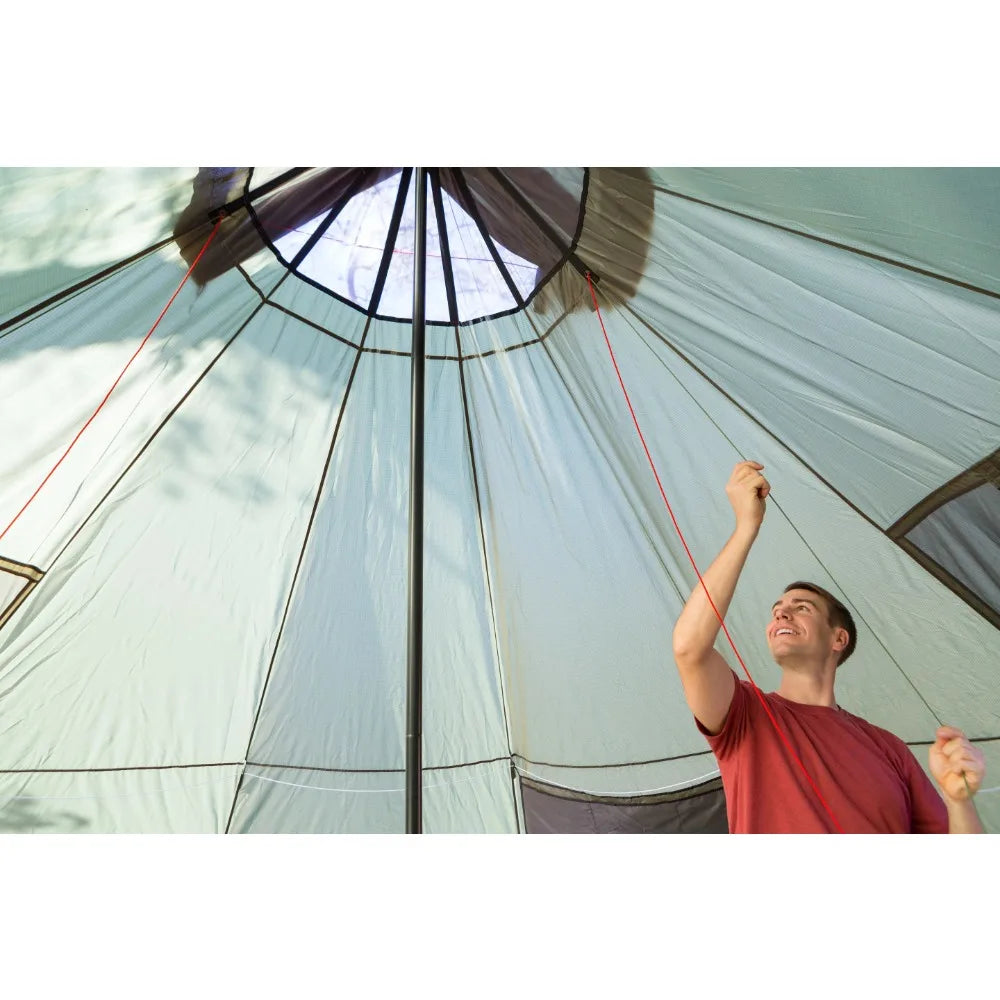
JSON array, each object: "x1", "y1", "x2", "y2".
[
  {"x1": 673, "y1": 524, "x2": 758, "y2": 661},
  {"x1": 946, "y1": 797, "x2": 985, "y2": 834}
]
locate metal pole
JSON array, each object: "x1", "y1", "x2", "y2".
[{"x1": 406, "y1": 168, "x2": 427, "y2": 834}]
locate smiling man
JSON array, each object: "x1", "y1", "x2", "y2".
[{"x1": 672, "y1": 460, "x2": 987, "y2": 834}]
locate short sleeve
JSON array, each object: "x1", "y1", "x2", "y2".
[
  {"x1": 902, "y1": 749, "x2": 949, "y2": 834},
  {"x1": 696, "y1": 672, "x2": 751, "y2": 760}
]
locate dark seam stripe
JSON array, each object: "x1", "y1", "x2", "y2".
[
  {"x1": 450, "y1": 168, "x2": 526, "y2": 308},
  {"x1": 245, "y1": 756, "x2": 512, "y2": 775},
  {"x1": 237, "y1": 168, "x2": 590, "y2": 330},
  {"x1": 0, "y1": 762, "x2": 242, "y2": 774},
  {"x1": 519, "y1": 772, "x2": 723, "y2": 806},
  {"x1": 894, "y1": 538, "x2": 1000, "y2": 630},
  {"x1": 487, "y1": 167, "x2": 591, "y2": 278},
  {"x1": 215, "y1": 168, "x2": 310, "y2": 219},
  {"x1": 258, "y1": 297, "x2": 569, "y2": 361},
  {"x1": 223, "y1": 313, "x2": 375, "y2": 834},
  {"x1": 430, "y1": 169, "x2": 460, "y2": 326},
  {"x1": 365, "y1": 168, "x2": 413, "y2": 316},
  {"x1": 0, "y1": 233, "x2": 180, "y2": 338},
  {"x1": 888, "y1": 448, "x2": 1000, "y2": 538},
  {"x1": 452, "y1": 318, "x2": 521, "y2": 830},
  {"x1": 14, "y1": 302, "x2": 265, "y2": 594},
  {"x1": 652, "y1": 183, "x2": 1000, "y2": 301},
  {"x1": 513, "y1": 749, "x2": 715, "y2": 769}
]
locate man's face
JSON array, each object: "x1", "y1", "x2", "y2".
[{"x1": 766, "y1": 589, "x2": 844, "y2": 665}]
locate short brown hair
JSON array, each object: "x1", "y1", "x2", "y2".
[{"x1": 783, "y1": 581, "x2": 857, "y2": 665}]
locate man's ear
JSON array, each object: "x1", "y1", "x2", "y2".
[{"x1": 832, "y1": 627, "x2": 848, "y2": 653}]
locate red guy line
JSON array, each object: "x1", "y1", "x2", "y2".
[
  {"x1": 0, "y1": 219, "x2": 224, "y2": 545},
  {"x1": 585, "y1": 273, "x2": 845, "y2": 834}
]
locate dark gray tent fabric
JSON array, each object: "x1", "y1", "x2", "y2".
[{"x1": 521, "y1": 777, "x2": 728, "y2": 834}]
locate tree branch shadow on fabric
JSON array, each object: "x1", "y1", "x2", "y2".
[{"x1": 0, "y1": 798, "x2": 88, "y2": 833}]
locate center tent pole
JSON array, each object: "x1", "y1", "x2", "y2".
[{"x1": 406, "y1": 167, "x2": 428, "y2": 834}]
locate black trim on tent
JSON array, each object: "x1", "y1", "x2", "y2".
[
  {"x1": 893, "y1": 538, "x2": 1000, "y2": 631},
  {"x1": 652, "y1": 184, "x2": 1000, "y2": 302},
  {"x1": 452, "y1": 320, "x2": 522, "y2": 831},
  {"x1": 0, "y1": 762, "x2": 243, "y2": 774},
  {"x1": 238, "y1": 167, "x2": 592, "y2": 329},
  {"x1": 367, "y1": 168, "x2": 413, "y2": 316},
  {"x1": 7, "y1": 735, "x2": 996, "y2": 778},
  {"x1": 449, "y1": 168, "x2": 526, "y2": 310},
  {"x1": 888, "y1": 449, "x2": 1000, "y2": 539},
  {"x1": 487, "y1": 167, "x2": 592, "y2": 279},
  {"x1": 36, "y1": 300, "x2": 270, "y2": 611},
  {"x1": 249, "y1": 288, "x2": 570, "y2": 362},
  {"x1": 286, "y1": 170, "x2": 379, "y2": 272},
  {"x1": 513, "y1": 748, "x2": 714, "y2": 769},
  {"x1": 519, "y1": 772, "x2": 723, "y2": 807},
  {"x1": 224, "y1": 311, "x2": 377, "y2": 835},
  {"x1": 244, "y1": 756, "x2": 513, "y2": 775},
  {"x1": 216, "y1": 168, "x2": 311, "y2": 219},
  {"x1": 616, "y1": 301, "x2": 982, "y2": 716},
  {"x1": 0, "y1": 233, "x2": 180, "y2": 338},
  {"x1": 429, "y1": 169, "x2": 460, "y2": 327}
]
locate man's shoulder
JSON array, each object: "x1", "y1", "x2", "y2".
[{"x1": 838, "y1": 706, "x2": 912, "y2": 755}]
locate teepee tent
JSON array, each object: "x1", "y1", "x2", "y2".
[{"x1": 0, "y1": 167, "x2": 997, "y2": 833}]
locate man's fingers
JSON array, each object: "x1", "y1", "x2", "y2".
[
  {"x1": 941, "y1": 737, "x2": 969, "y2": 757},
  {"x1": 936, "y1": 725, "x2": 965, "y2": 743},
  {"x1": 945, "y1": 754, "x2": 981, "y2": 775}
]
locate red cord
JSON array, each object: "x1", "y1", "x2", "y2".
[
  {"x1": 585, "y1": 273, "x2": 844, "y2": 833},
  {"x1": 0, "y1": 219, "x2": 224, "y2": 545}
]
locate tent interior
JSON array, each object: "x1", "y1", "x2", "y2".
[{"x1": 0, "y1": 166, "x2": 998, "y2": 833}]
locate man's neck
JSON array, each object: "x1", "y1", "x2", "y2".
[{"x1": 776, "y1": 661, "x2": 838, "y2": 707}]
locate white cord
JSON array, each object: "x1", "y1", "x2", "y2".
[
  {"x1": 241, "y1": 769, "x2": 491, "y2": 795},
  {"x1": 514, "y1": 763, "x2": 721, "y2": 798}
]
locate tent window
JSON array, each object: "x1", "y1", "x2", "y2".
[
  {"x1": 271, "y1": 171, "x2": 539, "y2": 325},
  {"x1": 898, "y1": 483, "x2": 1000, "y2": 627},
  {"x1": 889, "y1": 449, "x2": 1000, "y2": 629}
]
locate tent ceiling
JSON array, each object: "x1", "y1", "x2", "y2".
[{"x1": 0, "y1": 167, "x2": 998, "y2": 833}]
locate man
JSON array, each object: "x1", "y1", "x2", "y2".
[{"x1": 672, "y1": 460, "x2": 987, "y2": 834}]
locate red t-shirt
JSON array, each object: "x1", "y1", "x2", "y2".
[{"x1": 698, "y1": 674, "x2": 949, "y2": 833}]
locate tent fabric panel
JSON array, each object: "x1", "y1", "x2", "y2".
[
  {"x1": 247, "y1": 351, "x2": 509, "y2": 771},
  {"x1": 463, "y1": 291, "x2": 996, "y2": 776},
  {"x1": 0, "y1": 310, "x2": 355, "y2": 773},
  {"x1": 363, "y1": 310, "x2": 461, "y2": 358},
  {"x1": 0, "y1": 248, "x2": 267, "y2": 567},
  {"x1": 904, "y1": 484, "x2": 1000, "y2": 621},
  {"x1": 0, "y1": 167, "x2": 197, "y2": 323},
  {"x1": 0, "y1": 766, "x2": 239, "y2": 834},
  {"x1": 623, "y1": 189, "x2": 1000, "y2": 527},
  {"x1": 465, "y1": 309, "x2": 730, "y2": 770},
  {"x1": 650, "y1": 168, "x2": 1000, "y2": 297},
  {"x1": 264, "y1": 273, "x2": 378, "y2": 349},
  {"x1": 230, "y1": 759, "x2": 517, "y2": 833},
  {"x1": 520, "y1": 777, "x2": 728, "y2": 834},
  {"x1": 632, "y1": 310, "x2": 1000, "y2": 737}
]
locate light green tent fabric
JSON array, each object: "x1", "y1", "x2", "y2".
[{"x1": 0, "y1": 168, "x2": 997, "y2": 832}]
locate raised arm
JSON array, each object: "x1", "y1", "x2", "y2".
[{"x1": 672, "y1": 461, "x2": 770, "y2": 734}]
